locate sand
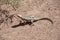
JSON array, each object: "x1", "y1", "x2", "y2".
[{"x1": 0, "y1": 0, "x2": 60, "y2": 40}]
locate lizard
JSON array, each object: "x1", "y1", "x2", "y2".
[
  {"x1": 16, "y1": 14, "x2": 53, "y2": 23},
  {"x1": 12, "y1": 13, "x2": 53, "y2": 28}
]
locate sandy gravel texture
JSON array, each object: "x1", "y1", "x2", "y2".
[{"x1": 0, "y1": 0, "x2": 60, "y2": 40}]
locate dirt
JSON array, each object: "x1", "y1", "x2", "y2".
[{"x1": 0, "y1": 0, "x2": 60, "y2": 40}]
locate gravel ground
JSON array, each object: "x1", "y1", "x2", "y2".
[{"x1": 0, "y1": 0, "x2": 60, "y2": 40}]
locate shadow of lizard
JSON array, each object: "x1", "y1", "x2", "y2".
[{"x1": 12, "y1": 18, "x2": 53, "y2": 28}]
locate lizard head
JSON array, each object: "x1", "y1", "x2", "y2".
[{"x1": 16, "y1": 13, "x2": 22, "y2": 17}]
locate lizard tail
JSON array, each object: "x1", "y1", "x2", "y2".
[{"x1": 34, "y1": 18, "x2": 53, "y2": 24}]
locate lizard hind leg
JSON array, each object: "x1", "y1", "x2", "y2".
[{"x1": 28, "y1": 22, "x2": 34, "y2": 26}]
